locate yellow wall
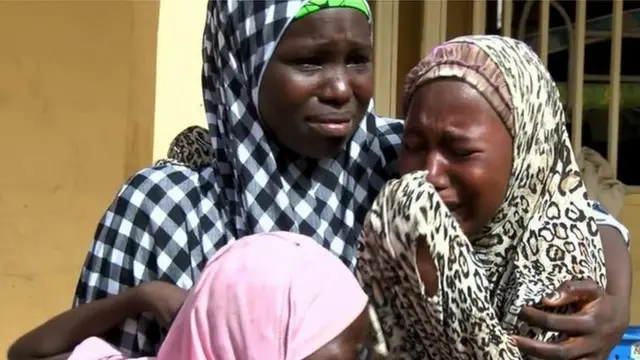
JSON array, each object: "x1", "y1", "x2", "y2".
[
  {"x1": 153, "y1": 0, "x2": 208, "y2": 160},
  {"x1": 0, "y1": 0, "x2": 159, "y2": 354}
]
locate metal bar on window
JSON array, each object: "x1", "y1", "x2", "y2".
[
  {"x1": 587, "y1": 30, "x2": 640, "y2": 38},
  {"x1": 549, "y1": 2, "x2": 574, "y2": 111},
  {"x1": 440, "y1": 0, "x2": 448, "y2": 42},
  {"x1": 517, "y1": 1, "x2": 534, "y2": 40},
  {"x1": 421, "y1": 0, "x2": 448, "y2": 56},
  {"x1": 537, "y1": 0, "x2": 550, "y2": 66},
  {"x1": 571, "y1": 0, "x2": 586, "y2": 153},
  {"x1": 501, "y1": 0, "x2": 513, "y2": 37},
  {"x1": 585, "y1": 74, "x2": 640, "y2": 82},
  {"x1": 472, "y1": 0, "x2": 486, "y2": 35},
  {"x1": 607, "y1": 0, "x2": 623, "y2": 176}
]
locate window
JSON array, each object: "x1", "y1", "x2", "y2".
[{"x1": 513, "y1": 0, "x2": 640, "y2": 190}]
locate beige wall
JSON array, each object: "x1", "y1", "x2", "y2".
[
  {"x1": 153, "y1": 0, "x2": 208, "y2": 160},
  {"x1": 0, "y1": 0, "x2": 159, "y2": 354}
]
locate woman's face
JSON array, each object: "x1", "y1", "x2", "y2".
[
  {"x1": 259, "y1": 8, "x2": 373, "y2": 159},
  {"x1": 400, "y1": 80, "x2": 513, "y2": 236},
  {"x1": 305, "y1": 309, "x2": 370, "y2": 360}
]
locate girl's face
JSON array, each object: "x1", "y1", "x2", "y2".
[
  {"x1": 258, "y1": 8, "x2": 373, "y2": 159},
  {"x1": 305, "y1": 309, "x2": 370, "y2": 360},
  {"x1": 400, "y1": 80, "x2": 513, "y2": 236}
]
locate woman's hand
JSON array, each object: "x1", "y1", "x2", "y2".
[
  {"x1": 513, "y1": 279, "x2": 628, "y2": 360},
  {"x1": 136, "y1": 281, "x2": 188, "y2": 329}
]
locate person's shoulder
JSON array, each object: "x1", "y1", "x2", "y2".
[
  {"x1": 588, "y1": 200, "x2": 630, "y2": 246},
  {"x1": 114, "y1": 163, "x2": 215, "y2": 213},
  {"x1": 360, "y1": 116, "x2": 404, "y2": 179},
  {"x1": 368, "y1": 116, "x2": 404, "y2": 147},
  {"x1": 125, "y1": 162, "x2": 208, "y2": 188},
  {"x1": 373, "y1": 116, "x2": 404, "y2": 135}
]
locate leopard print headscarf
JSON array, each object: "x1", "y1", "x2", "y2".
[{"x1": 356, "y1": 35, "x2": 607, "y2": 359}]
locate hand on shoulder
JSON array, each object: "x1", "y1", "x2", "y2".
[{"x1": 135, "y1": 281, "x2": 188, "y2": 329}]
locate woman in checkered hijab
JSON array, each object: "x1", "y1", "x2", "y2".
[
  {"x1": 72, "y1": 0, "x2": 402, "y2": 356},
  {"x1": 69, "y1": 0, "x2": 631, "y2": 358}
]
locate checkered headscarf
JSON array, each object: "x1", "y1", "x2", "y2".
[
  {"x1": 202, "y1": 0, "x2": 403, "y2": 265},
  {"x1": 73, "y1": 0, "x2": 403, "y2": 356}
]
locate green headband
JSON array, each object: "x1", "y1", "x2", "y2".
[{"x1": 294, "y1": 0, "x2": 371, "y2": 21}]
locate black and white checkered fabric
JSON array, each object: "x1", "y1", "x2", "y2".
[
  {"x1": 73, "y1": 0, "x2": 402, "y2": 356},
  {"x1": 72, "y1": 0, "x2": 629, "y2": 356}
]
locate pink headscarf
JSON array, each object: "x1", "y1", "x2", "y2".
[
  {"x1": 68, "y1": 337, "x2": 150, "y2": 360},
  {"x1": 70, "y1": 232, "x2": 368, "y2": 360},
  {"x1": 159, "y1": 231, "x2": 368, "y2": 359}
]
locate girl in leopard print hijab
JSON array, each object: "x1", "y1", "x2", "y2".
[{"x1": 356, "y1": 35, "x2": 607, "y2": 359}]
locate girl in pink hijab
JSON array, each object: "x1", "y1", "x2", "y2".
[{"x1": 8, "y1": 232, "x2": 370, "y2": 360}]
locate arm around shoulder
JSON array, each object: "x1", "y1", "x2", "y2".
[
  {"x1": 591, "y1": 201, "x2": 631, "y2": 303},
  {"x1": 71, "y1": 167, "x2": 176, "y2": 355},
  {"x1": 7, "y1": 285, "x2": 149, "y2": 360}
]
